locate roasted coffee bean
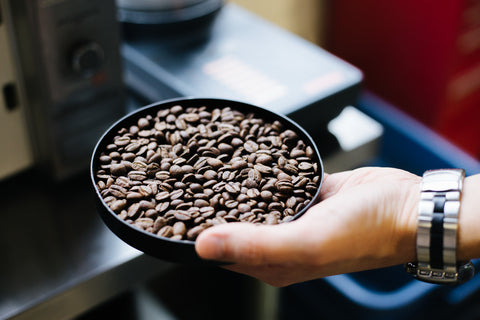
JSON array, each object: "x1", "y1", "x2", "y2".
[
  {"x1": 174, "y1": 210, "x2": 192, "y2": 221},
  {"x1": 203, "y1": 170, "x2": 217, "y2": 180},
  {"x1": 286, "y1": 196, "x2": 297, "y2": 209},
  {"x1": 127, "y1": 192, "x2": 143, "y2": 200},
  {"x1": 176, "y1": 202, "x2": 193, "y2": 211},
  {"x1": 260, "y1": 190, "x2": 273, "y2": 201},
  {"x1": 244, "y1": 140, "x2": 259, "y2": 153},
  {"x1": 173, "y1": 222, "x2": 187, "y2": 236},
  {"x1": 200, "y1": 206, "x2": 215, "y2": 218},
  {"x1": 194, "y1": 199, "x2": 210, "y2": 207},
  {"x1": 110, "y1": 163, "x2": 127, "y2": 176},
  {"x1": 246, "y1": 188, "x2": 260, "y2": 199},
  {"x1": 155, "y1": 191, "x2": 170, "y2": 201},
  {"x1": 95, "y1": 104, "x2": 321, "y2": 242},
  {"x1": 187, "y1": 225, "x2": 204, "y2": 240},
  {"x1": 127, "y1": 203, "x2": 141, "y2": 218},
  {"x1": 229, "y1": 158, "x2": 246, "y2": 170},
  {"x1": 110, "y1": 199, "x2": 127, "y2": 212},
  {"x1": 128, "y1": 170, "x2": 147, "y2": 181},
  {"x1": 206, "y1": 157, "x2": 223, "y2": 169},
  {"x1": 114, "y1": 136, "x2": 131, "y2": 147},
  {"x1": 157, "y1": 225, "x2": 174, "y2": 238},
  {"x1": 256, "y1": 154, "x2": 273, "y2": 165},
  {"x1": 238, "y1": 203, "x2": 251, "y2": 213},
  {"x1": 244, "y1": 178, "x2": 258, "y2": 189},
  {"x1": 236, "y1": 193, "x2": 249, "y2": 203},
  {"x1": 275, "y1": 179, "x2": 293, "y2": 194},
  {"x1": 225, "y1": 182, "x2": 241, "y2": 194},
  {"x1": 170, "y1": 189, "x2": 184, "y2": 200},
  {"x1": 224, "y1": 215, "x2": 238, "y2": 222},
  {"x1": 265, "y1": 214, "x2": 279, "y2": 225},
  {"x1": 139, "y1": 200, "x2": 155, "y2": 210}
]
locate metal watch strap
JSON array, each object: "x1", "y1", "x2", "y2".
[{"x1": 405, "y1": 169, "x2": 474, "y2": 284}]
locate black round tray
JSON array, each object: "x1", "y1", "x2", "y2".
[{"x1": 90, "y1": 97, "x2": 324, "y2": 264}]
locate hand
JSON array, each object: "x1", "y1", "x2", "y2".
[{"x1": 195, "y1": 167, "x2": 421, "y2": 287}]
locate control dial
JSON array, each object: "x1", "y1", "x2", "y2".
[{"x1": 71, "y1": 42, "x2": 105, "y2": 77}]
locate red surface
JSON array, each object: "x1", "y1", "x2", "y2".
[{"x1": 327, "y1": 0, "x2": 480, "y2": 158}]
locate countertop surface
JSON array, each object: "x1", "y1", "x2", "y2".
[{"x1": 0, "y1": 169, "x2": 172, "y2": 320}]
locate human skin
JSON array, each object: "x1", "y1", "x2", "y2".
[{"x1": 195, "y1": 167, "x2": 480, "y2": 287}]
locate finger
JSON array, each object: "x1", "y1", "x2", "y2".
[
  {"x1": 319, "y1": 170, "x2": 352, "y2": 199},
  {"x1": 195, "y1": 221, "x2": 311, "y2": 265}
]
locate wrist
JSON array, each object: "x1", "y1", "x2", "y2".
[
  {"x1": 458, "y1": 174, "x2": 480, "y2": 261},
  {"x1": 395, "y1": 175, "x2": 422, "y2": 263}
]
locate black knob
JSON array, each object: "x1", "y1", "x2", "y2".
[{"x1": 71, "y1": 42, "x2": 105, "y2": 76}]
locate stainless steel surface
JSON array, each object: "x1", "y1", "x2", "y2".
[
  {"x1": 0, "y1": 0, "x2": 33, "y2": 179},
  {"x1": 0, "y1": 170, "x2": 173, "y2": 320},
  {"x1": 416, "y1": 169, "x2": 464, "y2": 283},
  {"x1": 2, "y1": 0, "x2": 125, "y2": 180}
]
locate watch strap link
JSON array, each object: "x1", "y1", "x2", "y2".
[{"x1": 406, "y1": 169, "x2": 474, "y2": 284}]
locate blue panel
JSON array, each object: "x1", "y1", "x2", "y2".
[{"x1": 357, "y1": 92, "x2": 480, "y2": 176}]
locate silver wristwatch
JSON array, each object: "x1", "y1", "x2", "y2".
[{"x1": 405, "y1": 169, "x2": 475, "y2": 285}]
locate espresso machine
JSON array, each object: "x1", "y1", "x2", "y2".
[{"x1": 0, "y1": 0, "x2": 126, "y2": 180}]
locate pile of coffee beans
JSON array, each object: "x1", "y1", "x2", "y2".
[{"x1": 94, "y1": 104, "x2": 321, "y2": 241}]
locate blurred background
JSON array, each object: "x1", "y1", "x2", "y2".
[{"x1": 1, "y1": 0, "x2": 480, "y2": 319}]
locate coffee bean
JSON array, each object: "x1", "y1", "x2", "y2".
[
  {"x1": 244, "y1": 178, "x2": 258, "y2": 189},
  {"x1": 153, "y1": 217, "x2": 167, "y2": 233},
  {"x1": 127, "y1": 192, "x2": 143, "y2": 200},
  {"x1": 244, "y1": 140, "x2": 259, "y2": 153},
  {"x1": 203, "y1": 170, "x2": 217, "y2": 180},
  {"x1": 298, "y1": 162, "x2": 313, "y2": 171},
  {"x1": 260, "y1": 190, "x2": 273, "y2": 201},
  {"x1": 206, "y1": 158, "x2": 223, "y2": 169},
  {"x1": 95, "y1": 103, "x2": 321, "y2": 242},
  {"x1": 157, "y1": 225, "x2": 174, "y2": 238},
  {"x1": 155, "y1": 191, "x2": 170, "y2": 201},
  {"x1": 186, "y1": 225, "x2": 204, "y2": 240},
  {"x1": 286, "y1": 196, "x2": 297, "y2": 209},
  {"x1": 173, "y1": 221, "x2": 187, "y2": 236},
  {"x1": 110, "y1": 199, "x2": 127, "y2": 213},
  {"x1": 254, "y1": 163, "x2": 272, "y2": 174},
  {"x1": 225, "y1": 182, "x2": 241, "y2": 194},
  {"x1": 256, "y1": 154, "x2": 273, "y2": 165},
  {"x1": 110, "y1": 163, "x2": 127, "y2": 176},
  {"x1": 224, "y1": 215, "x2": 238, "y2": 222},
  {"x1": 200, "y1": 206, "x2": 215, "y2": 218},
  {"x1": 194, "y1": 199, "x2": 210, "y2": 207},
  {"x1": 231, "y1": 159, "x2": 248, "y2": 170},
  {"x1": 265, "y1": 214, "x2": 279, "y2": 225},
  {"x1": 238, "y1": 203, "x2": 251, "y2": 213},
  {"x1": 170, "y1": 189, "x2": 184, "y2": 200},
  {"x1": 139, "y1": 200, "x2": 155, "y2": 210},
  {"x1": 246, "y1": 188, "x2": 260, "y2": 199},
  {"x1": 128, "y1": 170, "x2": 147, "y2": 181},
  {"x1": 174, "y1": 210, "x2": 192, "y2": 221}
]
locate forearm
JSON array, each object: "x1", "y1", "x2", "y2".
[{"x1": 458, "y1": 174, "x2": 480, "y2": 261}]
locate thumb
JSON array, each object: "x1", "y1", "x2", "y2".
[{"x1": 195, "y1": 221, "x2": 311, "y2": 265}]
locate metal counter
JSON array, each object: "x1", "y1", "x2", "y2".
[{"x1": 0, "y1": 170, "x2": 174, "y2": 320}]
